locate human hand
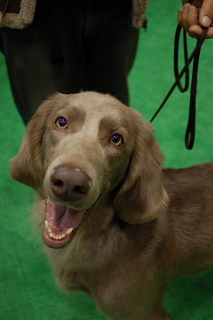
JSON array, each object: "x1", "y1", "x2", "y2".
[{"x1": 178, "y1": 0, "x2": 213, "y2": 38}]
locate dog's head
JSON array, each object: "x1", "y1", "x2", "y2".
[{"x1": 11, "y1": 92, "x2": 168, "y2": 248}]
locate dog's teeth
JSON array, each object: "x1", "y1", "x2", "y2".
[
  {"x1": 50, "y1": 232, "x2": 67, "y2": 240},
  {"x1": 45, "y1": 220, "x2": 73, "y2": 240},
  {"x1": 66, "y1": 228, "x2": 73, "y2": 235},
  {"x1": 59, "y1": 233, "x2": 66, "y2": 240},
  {"x1": 45, "y1": 220, "x2": 52, "y2": 231},
  {"x1": 45, "y1": 220, "x2": 49, "y2": 228}
]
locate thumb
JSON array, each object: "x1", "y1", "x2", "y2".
[{"x1": 199, "y1": 0, "x2": 213, "y2": 27}]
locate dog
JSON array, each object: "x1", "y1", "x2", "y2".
[{"x1": 11, "y1": 92, "x2": 213, "y2": 320}]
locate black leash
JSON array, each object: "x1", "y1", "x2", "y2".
[{"x1": 150, "y1": 25, "x2": 208, "y2": 149}]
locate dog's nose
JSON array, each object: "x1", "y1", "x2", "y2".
[{"x1": 50, "y1": 166, "x2": 90, "y2": 202}]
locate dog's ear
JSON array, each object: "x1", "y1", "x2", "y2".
[
  {"x1": 10, "y1": 95, "x2": 57, "y2": 195},
  {"x1": 114, "y1": 110, "x2": 168, "y2": 224}
]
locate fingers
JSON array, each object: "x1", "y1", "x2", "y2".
[
  {"x1": 178, "y1": 3, "x2": 201, "y2": 38},
  {"x1": 199, "y1": 0, "x2": 213, "y2": 27},
  {"x1": 178, "y1": 3, "x2": 213, "y2": 38}
]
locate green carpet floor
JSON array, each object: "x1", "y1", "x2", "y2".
[{"x1": 1, "y1": 0, "x2": 213, "y2": 319}]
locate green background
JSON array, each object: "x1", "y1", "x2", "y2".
[{"x1": 1, "y1": 0, "x2": 213, "y2": 319}]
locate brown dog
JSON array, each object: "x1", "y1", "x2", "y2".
[{"x1": 11, "y1": 92, "x2": 213, "y2": 320}]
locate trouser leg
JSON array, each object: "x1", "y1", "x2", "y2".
[
  {"x1": 0, "y1": 0, "x2": 86, "y2": 123},
  {"x1": 84, "y1": 0, "x2": 139, "y2": 105}
]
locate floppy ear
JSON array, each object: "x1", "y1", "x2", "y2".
[
  {"x1": 114, "y1": 109, "x2": 168, "y2": 224},
  {"x1": 10, "y1": 95, "x2": 57, "y2": 196}
]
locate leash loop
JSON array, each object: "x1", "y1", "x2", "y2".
[
  {"x1": 150, "y1": 26, "x2": 208, "y2": 149},
  {"x1": 185, "y1": 34, "x2": 203, "y2": 149},
  {"x1": 174, "y1": 24, "x2": 190, "y2": 92}
]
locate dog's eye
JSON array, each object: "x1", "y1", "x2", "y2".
[
  {"x1": 56, "y1": 117, "x2": 68, "y2": 128},
  {"x1": 109, "y1": 134, "x2": 123, "y2": 146}
]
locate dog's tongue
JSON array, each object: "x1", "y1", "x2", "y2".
[
  {"x1": 45, "y1": 197, "x2": 86, "y2": 230},
  {"x1": 43, "y1": 197, "x2": 86, "y2": 248}
]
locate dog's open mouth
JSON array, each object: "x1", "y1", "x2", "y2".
[{"x1": 43, "y1": 197, "x2": 89, "y2": 248}]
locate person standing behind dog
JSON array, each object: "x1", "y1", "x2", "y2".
[{"x1": 0, "y1": 0, "x2": 213, "y2": 124}]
